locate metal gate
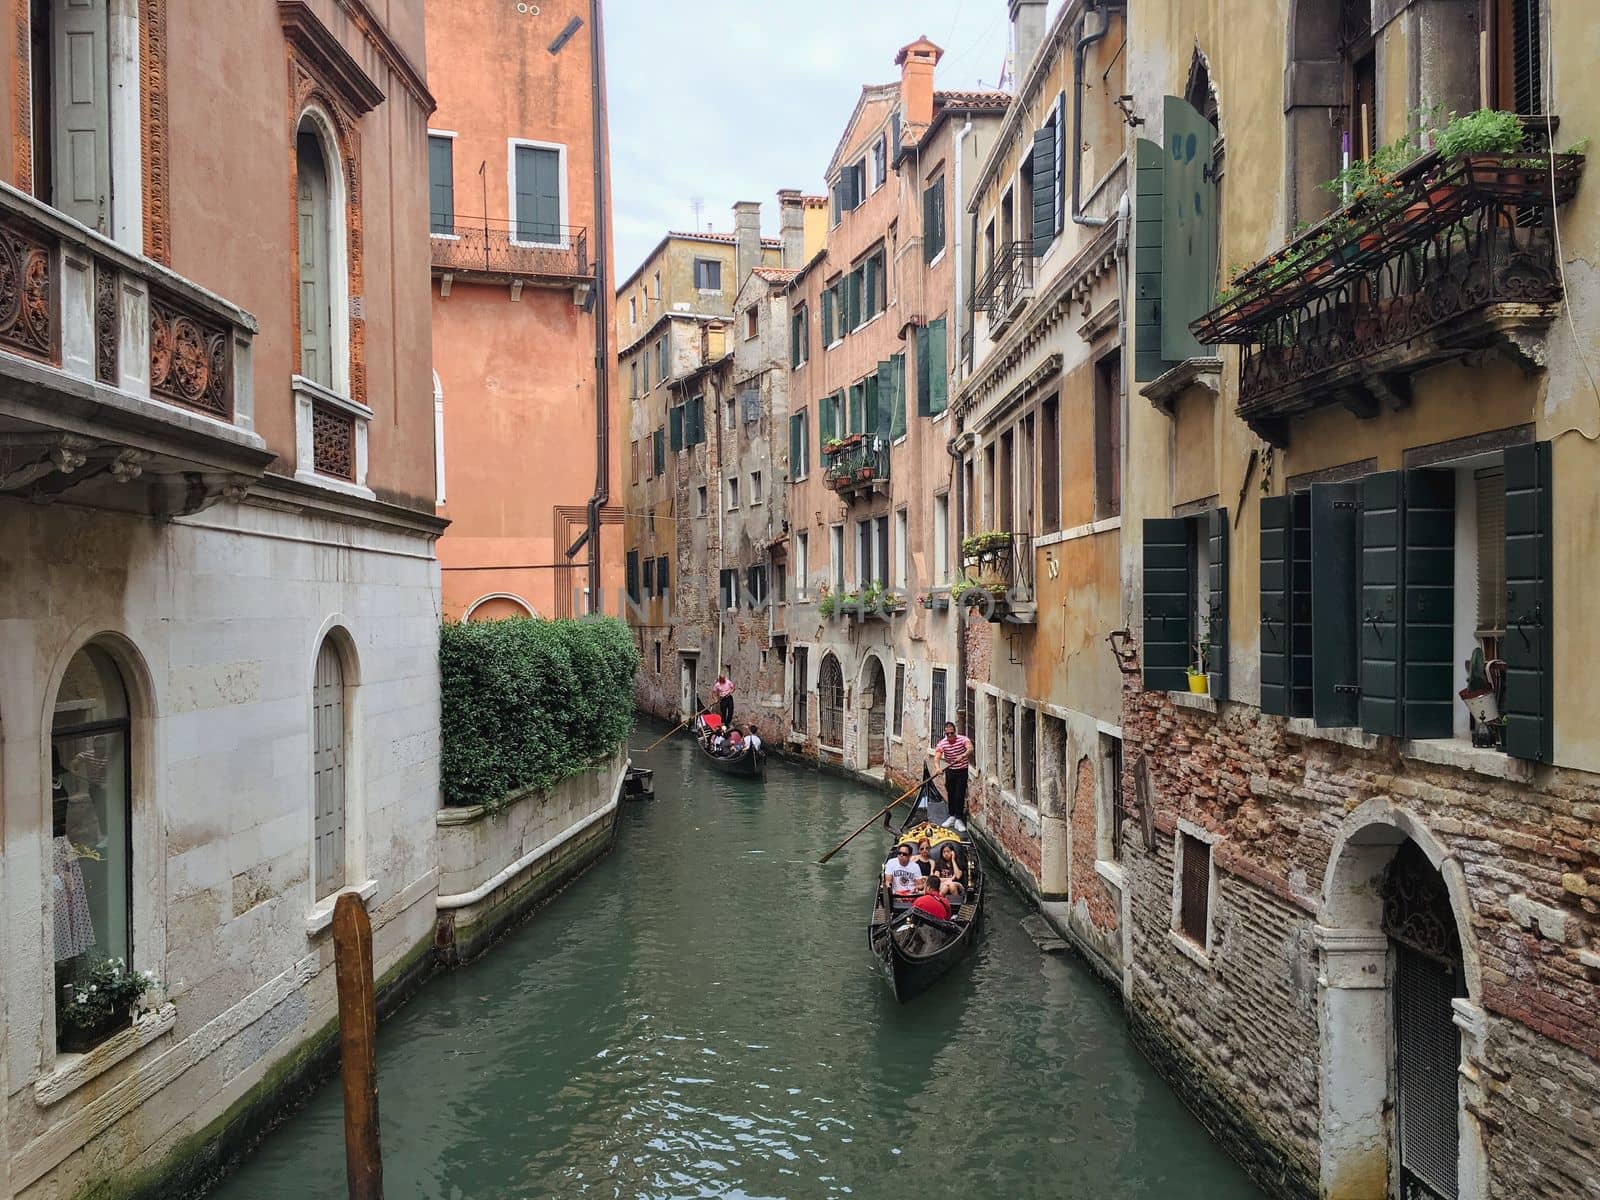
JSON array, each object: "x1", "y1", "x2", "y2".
[
  {"x1": 819, "y1": 655, "x2": 844, "y2": 747},
  {"x1": 312, "y1": 639, "x2": 346, "y2": 899},
  {"x1": 865, "y1": 663, "x2": 886, "y2": 767}
]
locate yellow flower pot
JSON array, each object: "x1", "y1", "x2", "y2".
[{"x1": 1186, "y1": 672, "x2": 1209, "y2": 695}]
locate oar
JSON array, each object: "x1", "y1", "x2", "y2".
[
  {"x1": 817, "y1": 769, "x2": 946, "y2": 865},
  {"x1": 639, "y1": 703, "x2": 715, "y2": 754}
]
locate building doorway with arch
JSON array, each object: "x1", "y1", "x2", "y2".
[
  {"x1": 861, "y1": 657, "x2": 887, "y2": 768},
  {"x1": 818, "y1": 655, "x2": 845, "y2": 748}
]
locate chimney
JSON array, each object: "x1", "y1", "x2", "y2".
[
  {"x1": 777, "y1": 190, "x2": 806, "y2": 269},
  {"x1": 895, "y1": 36, "x2": 943, "y2": 130},
  {"x1": 733, "y1": 201, "x2": 762, "y2": 287},
  {"x1": 1009, "y1": 0, "x2": 1047, "y2": 85}
]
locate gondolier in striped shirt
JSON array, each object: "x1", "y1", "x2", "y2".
[
  {"x1": 931, "y1": 721, "x2": 973, "y2": 821},
  {"x1": 713, "y1": 668, "x2": 736, "y2": 727}
]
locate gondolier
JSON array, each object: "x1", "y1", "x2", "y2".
[
  {"x1": 931, "y1": 722, "x2": 973, "y2": 821},
  {"x1": 713, "y1": 668, "x2": 736, "y2": 727}
]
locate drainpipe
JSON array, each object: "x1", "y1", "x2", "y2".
[
  {"x1": 1070, "y1": 1, "x2": 1117, "y2": 229},
  {"x1": 582, "y1": 0, "x2": 611, "y2": 612},
  {"x1": 713, "y1": 370, "x2": 726, "y2": 672},
  {"x1": 952, "y1": 116, "x2": 973, "y2": 384},
  {"x1": 954, "y1": 417, "x2": 968, "y2": 735}
]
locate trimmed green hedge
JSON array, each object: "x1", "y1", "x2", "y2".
[{"x1": 440, "y1": 616, "x2": 639, "y2": 810}]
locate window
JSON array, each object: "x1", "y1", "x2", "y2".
[
  {"x1": 745, "y1": 307, "x2": 759, "y2": 339},
  {"x1": 655, "y1": 641, "x2": 662, "y2": 675},
  {"x1": 669, "y1": 405, "x2": 684, "y2": 451},
  {"x1": 296, "y1": 122, "x2": 338, "y2": 388},
  {"x1": 894, "y1": 508, "x2": 908, "y2": 589},
  {"x1": 630, "y1": 297, "x2": 638, "y2": 326},
  {"x1": 696, "y1": 485, "x2": 708, "y2": 515},
  {"x1": 720, "y1": 568, "x2": 738, "y2": 610},
  {"x1": 793, "y1": 530, "x2": 811, "y2": 599},
  {"x1": 1105, "y1": 734, "x2": 1126, "y2": 862},
  {"x1": 726, "y1": 476, "x2": 740, "y2": 510},
  {"x1": 694, "y1": 258, "x2": 722, "y2": 291},
  {"x1": 626, "y1": 550, "x2": 641, "y2": 602},
  {"x1": 1175, "y1": 830, "x2": 1213, "y2": 949},
  {"x1": 933, "y1": 493, "x2": 949, "y2": 580},
  {"x1": 512, "y1": 142, "x2": 564, "y2": 244},
  {"x1": 657, "y1": 556, "x2": 669, "y2": 595},
  {"x1": 630, "y1": 439, "x2": 639, "y2": 485},
  {"x1": 821, "y1": 287, "x2": 836, "y2": 345},
  {"x1": 652, "y1": 429, "x2": 664, "y2": 476},
  {"x1": 630, "y1": 361, "x2": 639, "y2": 400},
  {"x1": 966, "y1": 686, "x2": 979, "y2": 766},
  {"x1": 830, "y1": 524, "x2": 846, "y2": 591},
  {"x1": 1490, "y1": 0, "x2": 1542, "y2": 116},
  {"x1": 1142, "y1": 509, "x2": 1229, "y2": 700},
  {"x1": 791, "y1": 303, "x2": 809, "y2": 366},
  {"x1": 856, "y1": 518, "x2": 873, "y2": 589},
  {"x1": 923, "y1": 176, "x2": 946, "y2": 263},
  {"x1": 646, "y1": 506, "x2": 655, "y2": 536},
  {"x1": 1029, "y1": 99, "x2": 1065, "y2": 257},
  {"x1": 724, "y1": 395, "x2": 737, "y2": 431},
  {"x1": 751, "y1": 471, "x2": 763, "y2": 505},
  {"x1": 875, "y1": 515, "x2": 889, "y2": 588},
  {"x1": 790, "y1": 409, "x2": 809, "y2": 480},
  {"x1": 657, "y1": 336, "x2": 669, "y2": 382},
  {"x1": 643, "y1": 557, "x2": 655, "y2": 597},
  {"x1": 428, "y1": 134, "x2": 454, "y2": 235},
  {"x1": 1095, "y1": 355, "x2": 1122, "y2": 519},
  {"x1": 1041, "y1": 394, "x2": 1061, "y2": 533},
  {"x1": 1019, "y1": 708, "x2": 1037, "y2": 805},
  {"x1": 893, "y1": 662, "x2": 906, "y2": 737},
  {"x1": 312, "y1": 637, "x2": 348, "y2": 900},
  {"x1": 831, "y1": 158, "x2": 867, "y2": 224},
  {"x1": 746, "y1": 565, "x2": 768, "y2": 608},
  {"x1": 930, "y1": 667, "x2": 948, "y2": 733},
  {"x1": 871, "y1": 134, "x2": 888, "y2": 192},
  {"x1": 642, "y1": 354, "x2": 651, "y2": 392},
  {"x1": 862, "y1": 249, "x2": 886, "y2": 321},
  {"x1": 653, "y1": 272, "x2": 661, "y2": 300},
  {"x1": 915, "y1": 319, "x2": 948, "y2": 415},
  {"x1": 51, "y1": 644, "x2": 133, "y2": 1050},
  {"x1": 793, "y1": 646, "x2": 810, "y2": 732}
]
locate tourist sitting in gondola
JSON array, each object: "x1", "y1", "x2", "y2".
[
  {"x1": 914, "y1": 837, "x2": 934, "y2": 877},
  {"x1": 933, "y1": 843, "x2": 965, "y2": 904},
  {"x1": 910, "y1": 876, "x2": 952, "y2": 921},
  {"x1": 744, "y1": 724, "x2": 763, "y2": 753},
  {"x1": 883, "y1": 842, "x2": 923, "y2": 905},
  {"x1": 725, "y1": 727, "x2": 744, "y2": 753}
]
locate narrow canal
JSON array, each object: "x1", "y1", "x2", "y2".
[{"x1": 212, "y1": 727, "x2": 1262, "y2": 1200}]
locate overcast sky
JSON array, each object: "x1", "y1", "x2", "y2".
[{"x1": 606, "y1": 1, "x2": 1064, "y2": 275}]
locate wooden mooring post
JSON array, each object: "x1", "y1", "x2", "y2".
[{"x1": 333, "y1": 892, "x2": 384, "y2": 1199}]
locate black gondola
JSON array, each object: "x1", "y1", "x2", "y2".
[
  {"x1": 867, "y1": 777, "x2": 983, "y2": 1002},
  {"x1": 692, "y1": 713, "x2": 766, "y2": 779}
]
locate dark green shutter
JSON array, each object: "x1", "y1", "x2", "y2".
[
  {"x1": 915, "y1": 325, "x2": 931, "y2": 415},
  {"x1": 687, "y1": 395, "x2": 705, "y2": 445},
  {"x1": 790, "y1": 311, "x2": 801, "y2": 365},
  {"x1": 819, "y1": 393, "x2": 836, "y2": 444},
  {"x1": 848, "y1": 269, "x2": 862, "y2": 329},
  {"x1": 822, "y1": 289, "x2": 834, "y2": 344},
  {"x1": 927, "y1": 319, "x2": 948, "y2": 414},
  {"x1": 658, "y1": 556, "x2": 669, "y2": 593},
  {"x1": 669, "y1": 405, "x2": 684, "y2": 451},
  {"x1": 1259, "y1": 497, "x2": 1291, "y2": 716},
  {"x1": 1143, "y1": 518, "x2": 1191, "y2": 692},
  {"x1": 1289, "y1": 490, "x2": 1313, "y2": 717},
  {"x1": 428, "y1": 136, "x2": 454, "y2": 234},
  {"x1": 1312, "y1": 482, "x2": 1361, "y2": 726},
  {"x1": 1402, "y1": 469, "x2": 1455, "y2": 739},
  {"x1": 866, "y1": 373, "x2": 882, "y2": 438},
  {"x1": 1052, "y1": 94, "x2": 1066, "y2": 236},
  {"x1": 1133, "y1": 138, "x2": 1171, "y2": 382},
  {"x1": 890, "y1": 353, "x2": 907, "y2": 439},
  {"x1": 1503, "y1": 441, "x2": 1553, "y2": 761},
  {"x1": 1160, "y1": 95, "x2": 1216, "y2": 362},
  {"x1": 876, "y1": 360, "x2": 895, "y2": 439},
  {"x1": 1360, "y1": 471, "x2": 1404, "y2": 736},
  {"x1": 1031, "y1": 123, "x2": 1056, "y2": 257},
  {"x1": 1207, "y1": 507, "x2": 1229, "y2": 701},
  {"x1": 653, "y1": 429, "x2": 664, "y2": 474},
  {"x1": 789, "y1": 412, "x2": 803, "y2": 478},
  {"x1": 626, "y1": 550, "x2": 640, "y2": 602}
]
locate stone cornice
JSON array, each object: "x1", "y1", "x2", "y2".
[
  {"x1": 279, "y1": 2, "x2": 386, "y2": 115},
  {"x1": 333, "y1": 0, "x2": 435, "y2": 113}
]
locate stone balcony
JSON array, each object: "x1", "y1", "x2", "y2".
[{"x1": 0, "y1": 182, "x2": 269, "y2": 516}]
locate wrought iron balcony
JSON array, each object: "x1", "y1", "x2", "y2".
[
  {"x1": 821, "y1": 434, "x2": 890, "y2": 499},
  {"x1": 1191, "y1": 151, "x2": 1585, "y2": 445},
  {"x1": 970, "y1": 241, "x2": 1036, "y2": 321},
  {"x1": 431, "y1": 217, "x2": 591, "y2": 288},
  {"x1": 0, "y1": 181, "x2": 268, "y2": 515},
  {"x1": 958, "y1": 531, "x2": 1035, "y2": 623}
]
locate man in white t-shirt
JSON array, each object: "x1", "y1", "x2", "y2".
[
  {"x1": 744, "y1": 725, "x2": 763, "y2": 753},
  {"x1": 883, "y1": 843, "x2": 923, "y2": 900}
]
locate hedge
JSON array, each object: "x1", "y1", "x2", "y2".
[{"x1": 440, "y1": 615, "x2": 639, "y2": 810}]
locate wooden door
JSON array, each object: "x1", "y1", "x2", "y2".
[{"x1": 52, "y1": 0, "x2": 110, "y2": 233}]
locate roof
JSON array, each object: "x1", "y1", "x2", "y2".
[
  {"x1": 666, "y1": 231, "x2": 783, "y2": 247},
  {"x1": 801, "y1": 194, "x2": 828, "y2": 208},
  {"x1": 752, "y1": 266, "x2": 799, "y2": 282},
  {"x1": 617, "y1": 230, "x2": 783, "y2": 294},
  {"x1": 935, "y1": 89, "x2": 1013, "y2": 109}
]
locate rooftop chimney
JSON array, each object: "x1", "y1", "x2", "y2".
[
  {"x1": 895, "y1": 36, "x2": 943, "y2": 131},
  {"x1": 733, "y1": 201, "x2": 762, "y2": 288},
  {"x1": 1008, "y1": 0, "x2": 1048, "y2": 86},
  {"x1": 777, "y1": 190, "x2": 806, "y2": 269}
]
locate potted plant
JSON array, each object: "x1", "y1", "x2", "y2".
[
  {"x1": 58, "y1": 958, "x2": 159, "y2": 1054},
  {"x1": 817, "y1": 586, "x2": 837, "y2": 619},
  {"x1": 1187, "y1": 619, "x2": 1213, "y2": 695},
  {"x1": 1458, "y1": 647, "x2": 1503, "y2": 744}
]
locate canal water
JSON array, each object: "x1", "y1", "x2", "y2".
[{"x1": 211, "y1": 727, "x2": 1262, "y2": 1200}]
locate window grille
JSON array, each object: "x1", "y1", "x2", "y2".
[{"x1": 1178, "y1": 833, "x2": 1210, "y2": 945}]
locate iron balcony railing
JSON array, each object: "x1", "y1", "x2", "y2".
[
  {"x1": 970, "y1": 241, "x2": 1036, "y2": 317},
  {"x1": 1190, "y1": 150, "x2": 1584, "y2": 441},
  {"x1": 822, "y1": 434, "x2": 891, "y2": 497},
  {"x1": 959, "y1": 531, "x2": 1035, "y2": 617},
  {"x1": 430, "y1": 216, "x2": 592, "y2": 281}
]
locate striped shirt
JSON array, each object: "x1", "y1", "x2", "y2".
[
  {"x1": 934, "y1": 734, "x2": 972, "y2": 771},
  {"x1": 714, "y1": 678, "x2": 735, "y2": 698}
]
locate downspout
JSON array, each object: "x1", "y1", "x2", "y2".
[
  {"x1": 583, "y1": 0, "x2": 611, "y2": 612},
  {"x1": 954, "y1": 418, "x2": 968, "y2": 735},
  {"x1": 952, "y1": 116, "x2": 973, "y2": 384},
  {"x1": 1114, "y1": 188, "x2": 1130, "y2": 532},
  {"x1": 1070, "y1": 1, "x2": 1115, "y2": 229},
  {"x1": 713, "y1": 371, "x2": 726, "y2": 671}
]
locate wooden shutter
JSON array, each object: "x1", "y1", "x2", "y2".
[
  {"x1": 1053, "y1": 93, "x2": 1067, "y2": 237},
  {"x1": 1133, "y1": 138, "x2": 1170, "y2": 382},
  {"x1": 1402, "y1": 470, "x2": 1455, "y2": 739},
  {"x1": 515, "y1": 145, "x2": 561, "y2": 243},
  {"x1": 1143, "y1": 518, "x2": 1191, "y2": 691},
  {"x1": 820, "y1": 393, "x2": 837, "y2": 444},
  {"x1": 915, "y1": 324, "x2": 931, "y2": 415},
  {"x1": 54, "y1": 0, "x2": 111, "y2": 233},
  {"x1": 658, "y1": 556, "x2": 670, "y2": 593},
  {"x1": 1290, "y1": 491, "x2": 1314, "y2": 718},
  {"x1": 296, "y1": 132, "x2": 334, "y2": 387},
  {"x1": 687, "y1": 395, "x2": 704, "y2": 445},
  {"x1": 1207, "y1": 507, "x2": 1229, "y2": 701},
  {"x1": 653, "y1": 429, "x2": 664, "y2": 474},
  {"x1": 927, "y1": 319, "x2": 948, "y2": 414},
  {"x1": 1502, "y1": 441, "x2": 1551, "y2": 761},
  {"x1": 1160, "y1": 96, "x2": 1216, "y2": 362},
  {"x1": 312, "y1": 640, "x2": 346, "y2": 899},
  {"x1": 643, "y1": 557, "x2": 654, "y2": 596},
  {"x1": 790, "y1": 311, "x2": 801, "y2": 366},
  {"x1": 866, "y1": 374, "x2": 882, "y2": 438},
  {"x1": 626, "y1": 550, "x2": 639, "y2": 600},
  {"x1": 789, "y1": 412, "x2": 803, "y2": 478},
  {"x1": 890, "y1": 353, "x2": 907, "y2": 439},
  {"x1": 1259, "y1": 497, "x2": 1292, "y2": 716},
  {"x1": 876, "y1": 360, "x2": 895, "y2": 439},
  {"x1": 1312, "y1": 481, "x2": 1362, "y2": 727},
  {"x1": 821, "y1": 289, "x2": 834, "y2": 344},
  {"x1": 1031, "y1": 123, "x2": 1057, "y2": 257},
  {"x1": 669, "y1": 406, "x2": 684, "y2": 451},
  {"x1": 428, "y1": 136, "x2": 455, "y2": 234},
  {"x1": 1360, "y1": 471, "x2": 1404, "y2": 736}
]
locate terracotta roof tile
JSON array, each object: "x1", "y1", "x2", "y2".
[
  {"x1": 752, "y1": 267, "x2": 799, "y2": 281},
  {"x1": 935, "y1": 89, "x2": 1013, "y2": 109},
  {"x1": 667, "y1": 230, "x2": 783, "y2": 247}
]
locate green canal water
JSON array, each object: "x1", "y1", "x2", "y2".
[{"x1": 210, "y1": 727, "x2": 1263, "y2": 1200}]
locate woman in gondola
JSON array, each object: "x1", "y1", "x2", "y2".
[{"x1": 933, "y1": 842, "x2": 965, "y2": 904}]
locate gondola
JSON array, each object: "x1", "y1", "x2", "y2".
[
  {"x1": 692, "y1": 713, "x2": 766, "y2": 779},
  {"x1": 867, "y1": 776, "x2": 983, "y2": 1002}
]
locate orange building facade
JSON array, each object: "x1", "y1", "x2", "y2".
[{"x1": 427, "y1": 0, "x2": 621, "y2": 620}]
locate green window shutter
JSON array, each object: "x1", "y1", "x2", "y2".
[
  {"x1": 515, "y1": 145, "x2": 561, "y2": 244},
  {"x1": 1402, "y1": 469, "x2": 1455, "y2": 740},
  {"x1": 1360, "y1": 471, "x2": 1404, "y2": 736},
  {"x1": 1143, "y1": 518, "x2": 1192, "y2": 692},
  {"x1": 1503, "y1": 440, "x2": 1553, "y2": 761},
  {"x1": 789, "y1": 412, "x2": 803, "y2": 478},
  {"x1": 658, "y1": 556, "x2": 669, "y2": 593},
  {"x1": 1053, "y1": 94, "x2": 1066, "y2": 237},
  {"x1": 1289, "y1": 490, "x2": 1314, "y2": 718},
  {"x1": 846, "y1": 270, "x2": 860, "y2": 330},
  {"x1": 1207, "y1": 507, "x2": 1229, "y2": 701},
  {"x1": 626, "y1": 550, "x2": 640, "y2": 602},
  {"x1": 890, "y1": 353, "x2": 907, "y2": 439},
  {"x1": 822, "y1": 289, "x2": 834, "y2": 344},
  {"x1": 428, "y1": 136, "x2": 454, "y2": 234},
  {"x1": 819, "y1": 394, "x2": 836, "y2": 444},
  {"x1": 669, "y1": 406, "x2": 684, "y2": 451},
  {"x1": 1133, "y1": 138, "x2": 1171, "y2": 383},
  {"x1": 1312, "y1": 481, "x2": 1362, "y2": 727},
  {"x1": 848, "y1": 384, "x2": 863, "y2": 435},
  {"x1": 687, "y1": 395, "x2": 705, "y2": 445},
  {"x1": 1259, "y1": 496, "x2": 1291, "y2": 716},
  {"x1": 927, "y1": 319, "x2": 948, "y2": 414},
  {"x1": 876, "y1": 360, "x2": 895, "y2": 439},
  {"x1": 915, "y1": 325, "x2": 931, "y2": 416},
  {"x1": 865, "y1": 374, "x2": 881, "y2": 438},
  {"x1": 790, "y1": 311, "x2": 801, "y2": 366},
  {"x1": 864, "y1": 257, "x2": 878, "y2": 316},
  {"x1": 1160, "y1": 96, "x2": 1216, "y2": 362},
  {"x1": 653, "y1": 429, "x2": 664, "y2": 474},
  {"x1": 1031, "y1": 123, "x2": 1056, "y2": 257}
]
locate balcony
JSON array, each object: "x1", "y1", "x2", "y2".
[
  {"x1": 1191, "y1": 150, "x2": 1585, "y2": 446},
  {"x1": 431, "y1": 217, "x2": 592, "y2": 299},
  {"x1": 821, "y1": 434, "x2": 890, "y2": 500},
  {"x1": 958, "y1": 531, "x2": 1035, "y2": 623},
  {"x1": 0, "y1": 182, "x2": 268, "y2": 516},
  {"x1": 970, "y1": 241, "x2": 1036, "y2": 331}
]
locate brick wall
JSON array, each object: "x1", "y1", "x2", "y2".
[{"x1": 1069, "y1": 755, "x2": 1118, "y2": 932}]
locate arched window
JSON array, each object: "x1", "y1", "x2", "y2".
[
  {"x1": 819, "y1": 655, "x2": 845, "y2": 747},
  {"x1": 312, "y1": 637, "x2": 347, "y2": 899},
  {"x1": 51, "y1": 644, "x2": 132, "y2": 1049},
  {"x1": 862, "y1": 658, "x2": 886, "y2": 767},
  {"x1": 296, "y1": 121, "x2": 336, "y2": 388}
]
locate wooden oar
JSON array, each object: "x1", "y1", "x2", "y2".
[
  {"x1": 817, "y1": 769, "x2": 945, "y2": 865},
  {"x1": 639, "y1": 703, "x2": 715, "y2": 754}
]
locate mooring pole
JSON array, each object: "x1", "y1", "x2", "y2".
[{"x1": 333, "y1": 892, "x2": 383, "y2": 1199}]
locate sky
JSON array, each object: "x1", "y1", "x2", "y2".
[{"x1": 606, "y1": 0, "x2": 1065, "y2": 276}]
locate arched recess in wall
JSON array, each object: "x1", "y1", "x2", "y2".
[
  {"x1": 858, "y1": 655, "x2": 887, "y2": 769},
  {"x1": 465, "y1": 593, "x2": 537, "y2": 622}
]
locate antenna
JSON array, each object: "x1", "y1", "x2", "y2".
[{"x1": 690, "y1": 196, "x2": 705, "y2": 230}]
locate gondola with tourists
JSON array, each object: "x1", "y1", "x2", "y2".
[
  {"x1": 867, "y1": 773, "x2": 983, "y2": 1002},
  {"x1": 692, "y1": 712, "x2": 766, "y2": 779}
]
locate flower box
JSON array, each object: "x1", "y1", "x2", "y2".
[{"x1": 58, "y1": 1006, "x2": 133, "y2": 1054}]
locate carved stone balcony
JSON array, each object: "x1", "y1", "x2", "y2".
[
  {"x1": 432, "y1": 217, "x2": 593, "y2": 301},
  {"x1": 822, "y1": 434, "x2": 890, "y2": 501},
  {"x1": 1191, "y1": 152, "x2": 1585, "y2": 446},
  {"x1": 0, "y1": 183, "x2": 268, "y2": 515}
]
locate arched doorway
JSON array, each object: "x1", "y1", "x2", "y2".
[
  {"x1": 312, "y1": 636, "x2": 348, "y2": 901},
  {"x1": 861, "y1": 658, "x2": 887, "y2": 768},
  {"x1": 818, "y1": 655, "x2": 845, "y2": 748},
  {"x1": 465, "y1": 593, "x2": 536, "y2": 622}
]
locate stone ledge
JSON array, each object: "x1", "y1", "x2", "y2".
[
  {"x1": 35, "y1": 1004, "x2": 178, "y2": 1107},
  {"x1": 1094, "y1": 858, "x2": 1126, "y2": 892},
  {"x1": 1399, "y1": 737, "x2": 1536, "y2": 783},
  {"x1": 303, "y1": 878, "x2": 379, "y2": 936},
  {"x1": 1168, "y1": 927, "x2": 1214, "y2": 970},
  {"x1": 1169, "y1": 690, "x2": 1218, "y2": 715}
]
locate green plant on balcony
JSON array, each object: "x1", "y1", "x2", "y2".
[
  {"x1": 960, "y1": 530, "x2": 1014, "y2": 561},
  {"x1": 58, "y1": 958, "x2": 159, "y2": 1053}
]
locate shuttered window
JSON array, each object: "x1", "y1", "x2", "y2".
[
  {"x1": 669, "y1": 405, "x2": 684, "y2": 451},
  {"x1": 626, "y1": 551, "x2": 640, "y2": 603},
  {"x1": 821, "y1": 288, "x2": 835, "y2": 345},
  {"x1": 1133, "y1": 137, "x2": 1169, "y2": 382},
  {"x1": 924, "y1": 176, "x2": 946, "y2": 262},
  {"x1": 428, "y1": 135, "x2": 454, "y2": 235},
  {"x1": 1207, "y1": 508, "x2": 1229, "y2": 701},
  {"x1": 513, "y1": 144, "x2": 562, "y2": 245},
  {"x1": 1474, "y1": 469, "x2": 1506, "y2": 635},
  {"x1": 1177, "y1": 833, "x2": 1211, "y2": 947},
  {"x1": 1360, "y1": 472, "x2": 1405, "y2": 735},
  {"x1": 930, "y1": 667, "x2": 948, "y2": 733},
  {"x1": 687, "y1": 394, "x2": 706, "y2": 445},
  {"x1": 1311, "y1": 481, "x2": 1362, "y2": 726},
  {"x1": 916, "y1": 319, "x2": 948, "y2": 416},
  {"x1": 819, "y1": 392, "x2": 838, "y2": 445},
  {"x1": 652, "y1": 428, "x2": 664, "y2": 475},
  {"x1": 693, "y1": 259, "x2": 722, "y2": 290},
  {"x1": 1503, "y1": 441, "x2": 1553, "y2": 761},
  {"x1": 791, "y1": 304, "x2": 808, "y2": 367},
  {"x1": 643, "y1": 558, "x2": 654, "y2": 597},
  {"x1": 1031, "y1": 118, "x2": 1058, "y2": 257},
  {"x1": 1159, "y1": 96, "x2": 1216, "y2": 362},
  {"x1": 1142, "y1": 519, "x2": 1192, "y2": 692},
  {"x1": 657, "y1": 556, "x2": 669, "y2": 594},
  {"x1": 1259, "y1": 497, "x2": 1293, "y2": 716},
  {"x1": 789, "y1": 409, "x2": 808, "y2": 480},
  {"x1": 889, "y1": 353, "x2": 907, "y2": 440}
]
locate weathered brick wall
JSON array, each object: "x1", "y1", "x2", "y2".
[
  {"x1": 1484, "y1": 1014, "x2": 1600, "y2": 1199},
  {"x1": 1069, "y1": 755, "x2": 1118, "y2": 932},
  {"x1": 971, "y1": 780, "x2": 1042, "y2": 885}
]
